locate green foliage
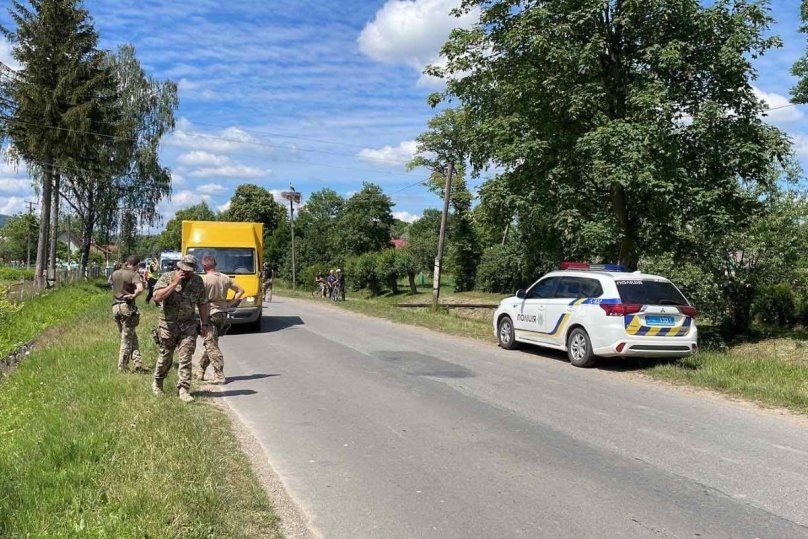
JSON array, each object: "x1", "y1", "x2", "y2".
[
  {"x1": 475, "y1": 244, "x2": 528, "y2": 294},
  {"x1": 300, "y1": 264, "x2": 328, "y2": 291},
  {"x1": 447, "y1": 212, "x2": 480, "y2": 292},
  {"x1": 296, "y1": 188, "x2": 345, "y2": 269},
  {"x1": 378, "y1": 249, "x2": 400, "y2": 294},
  {"x1": 433, "y1": 0, "x2": 796, "y2": 269},
  {"x1": 752, "y1": 284, "x2": 797, "y2": 326},
  {"x1": 0, "y1": 286, "x2": 21, "y2": 324},
  {"x1": 0, "y1": 267, "x2": 35, "y2": 280},
  {"x1": 0, "y1": 213, "x2": 38, "y2": 262},
  {"x1": 344, "y1": 252, "x2": 382, "y2": 296},
  {"x1": 334, "y1": 183, "x2": 393, "y2": 257},
  {"x1": 408, "y1": 208, "x2": 441, "y2": 273},
  {"x1": 395, "y1": 248, "x2": 419, "y2": 294},
  {"x1": 223, "y1": 184, "x2": 286, "y2": 237},
  {"x1": 158, "y1": 203, "x2": 217, "y2": 250},
  {"x1": 792, "y1": 0, "x2": 808, "y2": 103}
]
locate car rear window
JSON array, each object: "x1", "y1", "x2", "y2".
[{"x1": 616, "y1": 280, "x2": 688, "y2": 306}]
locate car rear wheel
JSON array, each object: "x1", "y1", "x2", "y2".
[
  {"x1": 567, "y1": 328, "x2": 597, "y2": 368},
  {"x1": 497, "y1": 316, "x2": 518, "y2": 350}
]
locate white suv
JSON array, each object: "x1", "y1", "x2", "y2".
[{"x1": 492, "y1": 263, "x2": 698, "y2": 367}]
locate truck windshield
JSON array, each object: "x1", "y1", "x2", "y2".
[
  {"x1": 186, "y1": 247, "x2": 256, "y2": 275},
  {"x1": 160, "y1": 259, "x2": 178, "y2": 273},
  {"x1": 616, "y1": 280, "x2": 688, "y2": 306}
]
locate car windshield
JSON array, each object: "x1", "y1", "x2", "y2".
[
  {"x1": 160, "y1": 259, "x2": 178, "y2": 273},
  {"x1": 186, "y1": 247, "x2": 256, "y2": 275},
  {"x1": 616, "y1": 279, "x2": 688, "y2": 306}
]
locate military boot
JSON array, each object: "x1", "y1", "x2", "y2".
[
  {"x1": 178, "y1": 387, "x2": 195, "y2": 403},
  {"x1": 210, "y1": 373, "x2": 226, "y2": 385},
  {"x1": 152, "y1": 379, "x2": 163, "y2": 396}
]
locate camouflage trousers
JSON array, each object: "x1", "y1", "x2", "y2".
[
  {"x1": 113, "y1": 303, "x2": 142, "y2": 371},
  {"x1": 200, "y1": 312, "x2": 228, "y2": 380},
  {"x1": 154, "y1": 320, "x2": 197, "y2": 390}
]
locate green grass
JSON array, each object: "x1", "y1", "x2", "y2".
[
  {"x1": 279, "y1": 280, "x2": 808, "y2": 416},
  {"x1": 0, "y1": 288, "x2": 280, "y2": 537},
  {"x1": 0, "y1": 280, "x2": 111, "y2": 358}
]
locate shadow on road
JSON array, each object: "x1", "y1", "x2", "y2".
[
  {"x1": 227, "y1": 315, "x2": 305, "y2": 335},
  {"x1": 195, "y1": 389, "x2": 258, "y2": 398},
  {"x1": 226, "y1": 373, "x2": 280, "y2": 382},
  {"x1": 516, "y1": 346, "x2": 678, "y2": 372}
]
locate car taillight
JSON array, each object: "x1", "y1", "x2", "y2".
[
  {"x1": 599, "y1": 304, "x2": 643, "y2": 316},
  {"x1": 679, "y1": 306, "x2": 697, "y2": 318}
]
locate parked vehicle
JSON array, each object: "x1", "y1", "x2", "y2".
[
  {"x1": 493, "y1": 263, "x2": 698, "y2": 367},
  {"x1": 159, "y1": 250, "x2": 182, "y2": 274},
  {"x1": 182, "y1": 220, "x2": 264, "y2": 331}
]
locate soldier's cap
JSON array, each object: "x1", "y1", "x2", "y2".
[{"x1": 177, "y1": 255, "x2": 198, "y2": 272}]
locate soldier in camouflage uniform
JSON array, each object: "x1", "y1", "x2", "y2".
[
  {"x1": 196, "y1": 255, "x2": 244, "y2": 384},
  {"x1": 111, "y1": 255, "x2": 145, "y2": 373},
  {"x1": 151, "y1": 254, "x2": 210, "y2": 403}
]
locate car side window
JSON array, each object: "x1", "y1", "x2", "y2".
[
  {"x1": 527, "y1": 277, "x2": 558, "y2": 299},
  {"x1": 553, "y1": 277, "x2": 604, "y2": 299}
]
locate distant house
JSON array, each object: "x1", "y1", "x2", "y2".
[{"x1": 390, "y1": 238, "x2": 408, "y2": 249}]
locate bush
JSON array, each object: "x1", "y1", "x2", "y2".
[
  {"x1": 300, "y1": 264, "x2": 328, "y2": 290},
  {"x1": 0, "y1": 267, "x2": 34, "y2": 280},
  {"x1": 752, "y1": 283, "x2": 797, "y2": 326},
  {"x1": 344, "y1": 252, "x2": 382, "y2": 296},
  {"x1": 377, "y1": 249, "x2": 400, "y2": 294},
  {"x1": 475, "y1": 244, "x2": 527, "y2": 294},
  {"x1": 0, "y1": 286, "x2": 21, "y2": 324}
]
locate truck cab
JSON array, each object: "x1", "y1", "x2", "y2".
[{"x1": 181, "y1": 220, "x2": 264, "y2": 330}]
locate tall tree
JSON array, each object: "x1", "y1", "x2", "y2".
[
  {"x1": 158, "y1": 203, "x2": 217, "y2": 250},
  {"x1": 223, "y1": 184, "x2": 286, "y2": 236},
  {"x1": 1, "y1": 0, "x2": 111, "y2": 284},
  {"x1": 296, "y1": 188, "x2": 345, "y2": 267},
  {"x1": 334, "y1": 183, "x2": 394, "y2": 256},
  {"x1": 793, "y1": 0, "x2": 808, "y2": 103},
  {"x1": 431, "y1": 0, "x2": 796, "y2": 270},
  {"x1": 62, "y1": 44, "x2": 177, "y2": 271},
  {"x1": 0, "y1": 212, "x2": 38, "y2": 262}
]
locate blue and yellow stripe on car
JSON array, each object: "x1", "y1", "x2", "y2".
[{"x1": 625, "y1": 315, "x2": 692, "y2": 337}]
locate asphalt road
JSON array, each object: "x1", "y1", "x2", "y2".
[{"x1": 214, "y1": 297, "x2": 808, "y2": 538}]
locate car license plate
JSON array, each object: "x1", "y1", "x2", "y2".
[{"x1": 646, "y1": 315, "x2": 675, "y2": 326}]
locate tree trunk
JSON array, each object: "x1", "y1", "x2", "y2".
[
  {"x1": 48, "y1": 173, "x2": 60, "y2": 282},
  {"x1": 34, "y1": 164, "x2": 53, "y2": 287},
  {"x1": 80, "y1": 191, "x2": 95, "y2": 275},
  {"x1": 408, "y1": 271, "x2": 417, "y2": 295},
  {"x1": 611, "y1": 183, "x2": 637, "y2": 270}
]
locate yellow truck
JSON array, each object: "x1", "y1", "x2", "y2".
[{"x1": 182, "y1": 220, "x2": 264, "y2": 330}]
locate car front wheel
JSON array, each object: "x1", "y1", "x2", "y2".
[
  {"x1": 567, "y1": 327, "x2": 597, "y2": 368},
  {"x1": 497, "y1": 316, "x2": 518, "y2": 350}
]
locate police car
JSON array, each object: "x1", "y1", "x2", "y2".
[{"x1": 493, "y1": 263, "x2": 698, "y2": 367}]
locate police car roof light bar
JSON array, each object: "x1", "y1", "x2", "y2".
[{"x1": 559, "y1": 262, "x2": 626, "y2": 272}]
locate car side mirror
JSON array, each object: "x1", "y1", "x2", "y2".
[{"x1": 516, "y1": 289, "x2": 526, "y2": 299}]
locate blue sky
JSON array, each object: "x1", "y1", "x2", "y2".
[{"x1": 0, "y1": 0, "x2": 806, "y2": 227}]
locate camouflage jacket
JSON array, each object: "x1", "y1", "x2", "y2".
[{"x1": 154, "y1": 271, "x2": 208, "y2": 324}]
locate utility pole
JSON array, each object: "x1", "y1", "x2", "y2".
[
  {"x1": 281, "y1": 186, "x2": 302, "y2": 289},
  {"x1": 25, "y1": 200, "x2": 36, "y2": 269},
  {"x1": 432, "y1": 162, "x2": 454, "y2": 310}
]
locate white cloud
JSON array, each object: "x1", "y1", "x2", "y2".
[
  {"x1": 358, "y1": 0, "x2": 477, "y2": 71},
  {"x1": 167, "y1": 118, "x2": 265, "y2": 154},
  {"x1": 197, "y1": 183, "x2": 228, "y2": 195},
  {"x1": 0, "y1": 196, "x2": 26, "y2": 215},
  {"x1": 393, "y1": 210, "x2": 420, "y2": 223},
  {"x1": 753, "y1": 86, "x2": 804, "y2": 123},
  {"x1": 0, "y1": 178, "x2": 32, "y2": 194},
  {"x1": 177, "y1": 151, "x2": 229, "y2": 167},
  {"x1": 189, "y1": 165, "x2": 270, "y2": 179},
  {"x1": 217, "y1": 200, "x2": 231, "y2": 213},
  {"x1": 0, "y1": 37, "x2": 20, "y2": 71},
  {"x1": 268, "y1": 189, "x2": 287, "y2": 205},
  {"x1": 170, "y1": 172, "x2": 186, "y2": 188},
  {"x1": 792, "y1": 133, "x2": 808, "y2": 158},
  {"x1": 357, "y1": 140, "x2": 418, "y2": 167}
]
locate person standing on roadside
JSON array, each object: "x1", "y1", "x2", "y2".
[
  {"x1": 145, "y1": 257, "x2": 159, "y2": 304},
  {"x1": 151, "y1": 254, "x2": 209, "y2": 403},
  {"x1": 111, "y1": 255, "x2": 146, "y2": 373},
  {"x1": 262, "y1": 262, "x2": 274, "y2": 303},
  {"x1": 195, "y1": 255, "x2": 244, "y2": 384}
]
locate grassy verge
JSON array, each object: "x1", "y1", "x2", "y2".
[
  {"x1": 277, "y1": 281, "x2": 808, "y2": 415},
  {"x1": 0, "y1": 287, "x2": 280, "y2": 537}
]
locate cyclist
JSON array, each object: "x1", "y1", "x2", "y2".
[
  {"x1": 326, "y1": 269, "x2": 336, "y2": 297},
  {"x1": 262, "y1": 262, "x2": 274, "y2": 303},
  {"x1": 334, "y1": 269, "x2": 345, "y2": 301},
  {"x1": 315, "y1": 272, "x2": 326, "y2": 297}
]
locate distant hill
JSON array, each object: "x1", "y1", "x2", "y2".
[{"x1": 0, "y1": 214, "x2": 9, "y2": 228}]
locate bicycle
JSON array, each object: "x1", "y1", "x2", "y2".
[{"x1": 330, "y1": 281, "x2": 345, "y2": 302}]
